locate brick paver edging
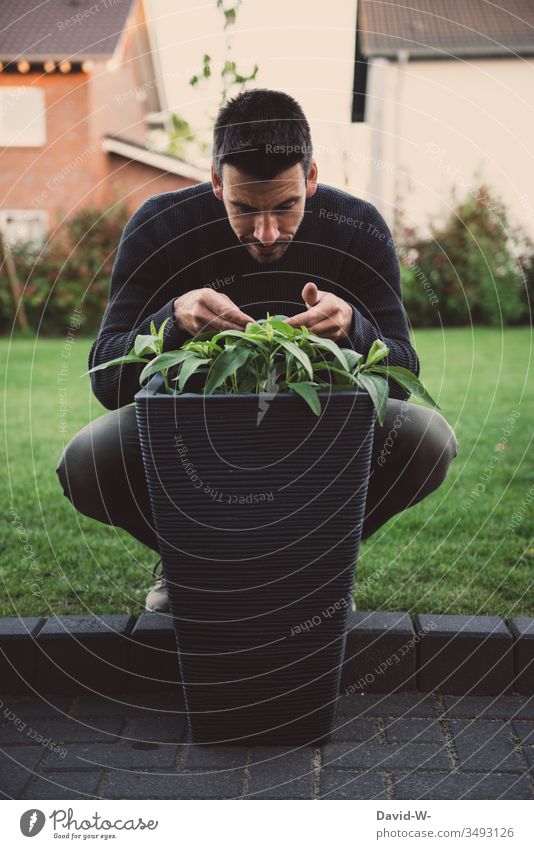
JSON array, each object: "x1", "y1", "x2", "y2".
[{"x1": 1, "y1": 611, "x2": 532, "y2": 697}]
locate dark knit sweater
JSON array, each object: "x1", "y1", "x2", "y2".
[{"x1": 89, "y1": 181, "x2": 419, "y2": 409}]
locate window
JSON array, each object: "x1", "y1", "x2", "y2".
[
  {"x1": 351, "y1": 13, "x2": 368, "y2": 123},
  {"x1": 0, "y1": 209, "x2": 48, "y2": 248},
  {"x1": 0, "y1": 87, "x2": 46, "y2": 147}
]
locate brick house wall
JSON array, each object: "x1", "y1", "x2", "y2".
[{"x1": 0, "y1": 2, "x2": 198, "y2": 231}]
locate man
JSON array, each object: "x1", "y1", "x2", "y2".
[{"x1": 56, "y1": 89, "x2": 458, "y2": 613}]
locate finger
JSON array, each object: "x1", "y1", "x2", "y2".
[
  {"x1": 197, "y1": 309, "x2": 248, "y2": 333},
  {"x1": 285, "y1": 304, "x2": 331, "y2": 327},
  {"x1": 302, "y1": 281, "x2": 319, "y2": 308},
  {"x1": 201, "y1": 289, "x2": 254, "y2": 324},
  {"x1": 312, "y1": 318, "x2": 350, "y2": 340}
]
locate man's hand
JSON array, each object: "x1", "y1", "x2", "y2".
[
  {"x1": 173, "y1": 289, "x2": 254, "y2": 336},
  {"x1": 284, "y1": 282, "x2": 353, "y2": 341}
]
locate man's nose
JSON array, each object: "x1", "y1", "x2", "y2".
[{"x1": 254, "y1": 213, "x2": 280, "y2": 246}]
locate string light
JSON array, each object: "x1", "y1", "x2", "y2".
[
  {"x1": 59, "y1": 60, "x2": 72, "y2": 74},
  {"x1": 17, "y1": 60, "x2": 30, "y2": 73},
  {"x1": 81, "y1": 60, "x2": 94, "y2": 73},
  {"x1": 44, "y1": 60, "x2": 55, "y2": 73}
]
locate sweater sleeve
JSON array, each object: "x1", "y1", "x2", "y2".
[
  {"x1": 341, "y1": 203, "x2": 420, "y2": 399},
  {"x1": 88, "y1": 198, "x2": 190, "y2": 410}
]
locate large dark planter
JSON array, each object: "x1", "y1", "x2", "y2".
[{"x1": 135, "y1": 373, "x2": 375, "y2": 744}]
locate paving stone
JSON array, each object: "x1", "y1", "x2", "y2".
[
  {"x1": 383, "y1": 717, "x2": 445, "y2": 744},
  {"x1": 36, "y1": 615, "x2": 135, "y2": 694},
  {"x1": 0, "y1": 746, "x2": 45, "y2": 798},
  {"x1": 341, "y1": 611, "x2": 416, "y2": 693},
  {"x1": 246, "y1": 745, "x2": 315, "y2": 799},
  {"x1": 337, "y1": 691, "x2": 439, "y2": 718},
  {"x1": 129, "y1": 613, "x2": 180, "y2": 688},
  {"x1": 415, "y1": 614, "x2": 513, "y2": 696},
  {"x1": 443, "y1": 694, "x2": 534, "y2": 720},
  {"x1": 42, "y1": 740, "x2": 178, "y2": 771},
  {"x1": 0, "y1": 716, "x2": 122, "y2": 747},
  {"x1": 103, "y1": 769, "x2": 244, "y2": 799},
  {"x1": 246, "y1": 768, "x2": 314, "y2": 799},
  {"x1": 0, "y1": 618, "x2": 43, "y2": 694},
  {"x1": 184, "y1": 745, "x2": 248, "y2": 770},
  {"x1": 249, "y1": 745, "x2": 314, "y2": 771},
  {"x1": 330, "y1": 716, "x2": 379, "y2": 743},
  {"x1": 511, "y1": 721, "x2": 534, "y2": 745},
  {"x1": 391, "y1": 771, "x2": 534, "y2": 800},
  {"x1": 510, "y1": 618, "x2": 534, "y2": 695},
  {"x1": 123, "y1": 715, "x2": 186, "y2": 745},
  {"x1": 319, "y1": 770, "x2": 388, "y2": 799},
  {"x1": 322, "y1": 740, "x2": 452, "y2": 771},
  {"x1": 522, "y1": 746, "x2": 534, "y2": 773},
  {"x1": 22, "y1": 770, "x2": 103, "y2": 799},
  {"x1": 450, "y1": 720, "x2": 524, "y2": 773}
]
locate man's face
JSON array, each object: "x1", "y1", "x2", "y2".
[{"x1": 211, "y1": 161, "x2": 318, "y2": 264}]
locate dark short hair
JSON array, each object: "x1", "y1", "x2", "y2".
[{"x1": 213, "y1": 88, "x2": 313, "y2": 180}]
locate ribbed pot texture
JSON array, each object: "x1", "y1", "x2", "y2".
[{"x1": 135, "y1": 373, "x2": 375, "y2": 744}]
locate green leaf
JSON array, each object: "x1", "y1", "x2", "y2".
[
  {"x1": 371, "y1": 366, "x2": 441, "y2": 409},
  {"x1": 139, "y1": 351, "x2": 196, "y2": 385},
  {"x1": 204, "y1": 347, "x2": 251, "y2": 394},
  {"x1": 276, "y1": 339, "x2": 313, "y2": 379},
  {"x1": 306, "y1": 334, "x2": 349, "y2": 370},
  {"x1": 83, "y1": 354, "x2": 149, "y2": 376},
  {"x1": 287, "y1": 381, "x2": 322, "y2": 415},
  {"x1": 312, "y1": 362, "x2": 357, "y2": 385},
  {"x1": 134, "y1": 334, "x2": 160, "y2": 357},
  {"x1": 157, "y1": 317, "x2": 170, "y2": 338},
  {"x1": 177, "y1": 357, "x2": 210, "y2": 391},
  {"x1": 150, "y1": 321, "x2": 157, "y2": 336},
  {"x1": 363, "y1": 339, "x2": 390, "y2": 368},
  {"x1": 356, "y1": 373, "x2": 389, "y2": 426},
  {"x1": 340, "y1": 347, "x2": 364, "y2": 371}
]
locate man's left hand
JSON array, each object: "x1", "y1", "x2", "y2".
[{"x1": 284, "y1": 282, "x2": 353, "y2": 341}]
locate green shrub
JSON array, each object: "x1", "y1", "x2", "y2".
[
  {"x1": 399, "y1": 184, "x2": 531, "y2": 327},
  {"x1": 0, "y1": 203, "x2": 129, "y2": 335}
]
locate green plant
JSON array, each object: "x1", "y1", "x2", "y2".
[
  {"x1": 86, "y1": 315, "x2": 439, "y2": 425},
  {"x1": 399, "y1": 183, "x2": 530, "y2": 327},
  {"x1": 0, "y1": 202, "x2": 129, "y2": 335}
]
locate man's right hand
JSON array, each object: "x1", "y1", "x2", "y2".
[{"x1": 173, "y1": 289, "x2": 254, "y2": 336}]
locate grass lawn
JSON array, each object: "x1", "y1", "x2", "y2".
[{"x1": 1, "y1": 327, "x2": 533, "y2": 619}]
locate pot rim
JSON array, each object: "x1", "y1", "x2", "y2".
[{"x1": 135, "y1": 372, "x2": 373, "y2": 402}]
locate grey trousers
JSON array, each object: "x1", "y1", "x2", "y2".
[{"x1": 55, "y1": 399, "x2": 458, "y2": 553}]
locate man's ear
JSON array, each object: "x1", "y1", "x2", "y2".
[
  {"x1": 305, "y1": 160, "x2": 318, "y2": 198},
  {"x1": 211, "y1": 165, "x2": 223, "y2": 201}
]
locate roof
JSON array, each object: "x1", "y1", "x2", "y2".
[
  {"x1": 102, "y1": 136, "x2": 209, "y2": 183},
  {"x1": 358, "y1": 0, "x2": 534, "y2": 59},
  {"x1": 0, "y1": 0, "x2": 138, "y2": 62}
]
